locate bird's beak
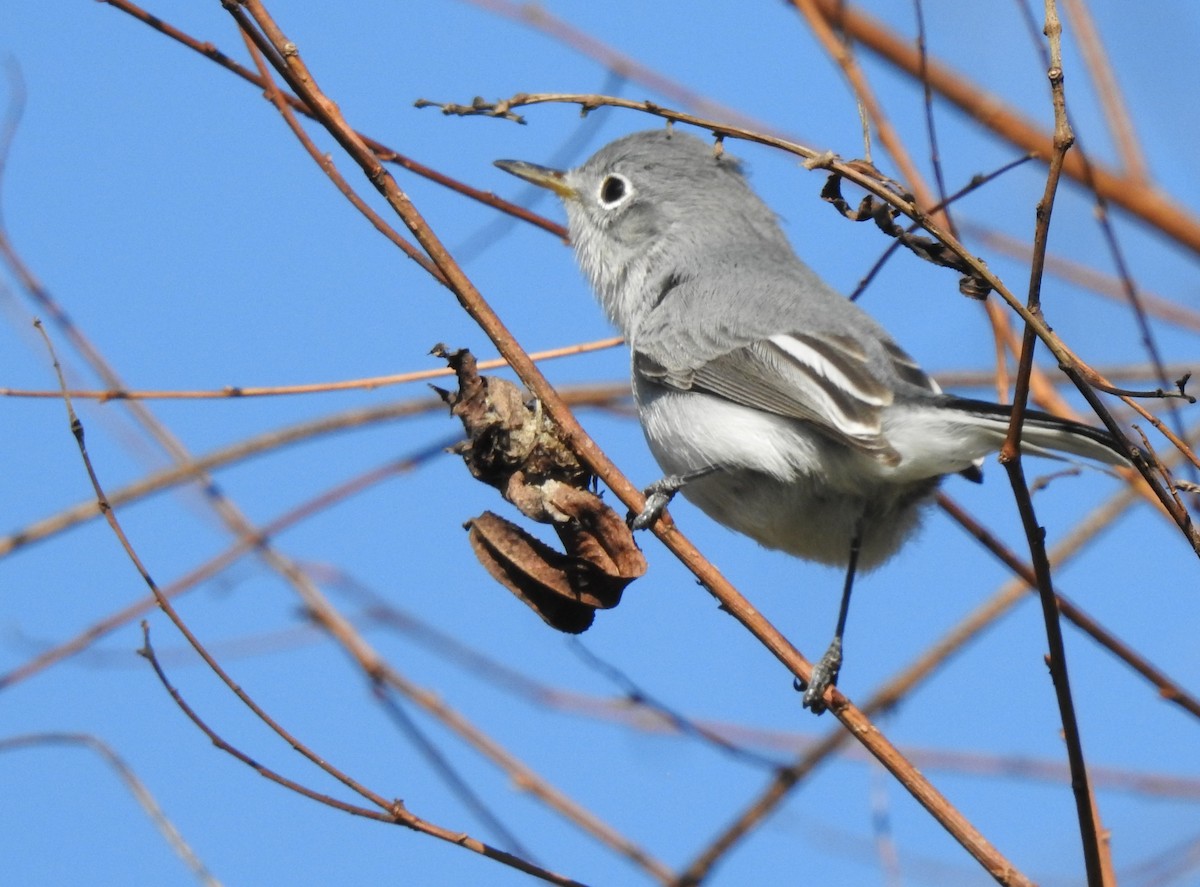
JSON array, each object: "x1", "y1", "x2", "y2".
[{"x1": 493, "y1": 159, "x2": 577, "y2": 200}]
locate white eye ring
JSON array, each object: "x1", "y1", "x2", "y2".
[{"x1": 598, "y1": 173, "x2": 633, "y2": 209}]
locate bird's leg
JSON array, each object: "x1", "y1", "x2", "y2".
[
  {"x1": 628, "y1": 466, "x2": 719, "y2": 530},
  {"x1": 799, "y1": 520, "x2": 863, "y2": 715}
]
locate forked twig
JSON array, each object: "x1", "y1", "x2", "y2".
[
  {"x1": 997, "y1": 6, "x2": 1107, "y2": 883},
  {"x1": 33, "y1": 318, "x2": 582, "y2": 886},
  {"x1": 136, "y1": 625, "x2": 585, "y2": 887}
]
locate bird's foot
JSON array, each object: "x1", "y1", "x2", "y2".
[
  {"x1": 628, "y1": 476, "x2": 688, "y2": 530},
  {"x1": 794, "y1": 637, "x2": 842, "y2": 715}
]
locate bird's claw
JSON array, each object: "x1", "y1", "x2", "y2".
[
  {"x1": 628, "y1": 477, "x2": 685, "y2": 530},
  {"x1": 797, "y1": 637, "x2": 843, "y2": 715}
]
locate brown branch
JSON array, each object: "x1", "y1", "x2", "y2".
[
  {"x1": 997, "y1": 8, "x2": 1106, "y2": 883},
  {"x1": 92, "y1": 0, "x2": 565, "y2": 239},
  {"x1": 0, "y1": 445, "x2": 446, "y2": 692},
  {"x1": 0, "y1": 399, "x2": 445, "y2": 558},
  {"x1": 136, "y1": 625, "x2": 584, "y2": 886},
  {"x1": 961, "y1": 222, "x2": 1200, "y2": 334},
  {"x1": 798, "y1": 0, "x2": 1200, "y2": 256},
  {"x1": 0, "y1": 337, "x2": 623, "y2": 401},
  {"x1": 307, "y1": 608, "x2": 676, "y2": 883}
]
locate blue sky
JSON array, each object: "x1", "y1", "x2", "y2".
[{"x1": 3, "y1": 2, "x2": 1198, "y2": 885}]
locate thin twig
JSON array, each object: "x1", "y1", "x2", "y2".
[
  {"x1": 792, "y1": 0, "x2": 946, "y2": 224},
  {"x1": 136, "y1": 626, "x2": 584, "y2": 886},
  {"x1": 95, "y1": 0, "x2": 566, "y2": 239},
  {"x1": 934, "y1": 362, "x2": 1197, "y2": 391},
  {"x1": 33, "y1": 318, "x2": 392, "y2": 809},
  {"x1": 370, "y1": 686, "x2": 538, "y2": 861},
  {"x1": 35, "y1": 313, "x2": 583, "y2": 885},
  {"x1": 0, "y1": 384, "x2": 624, "y2": 559},
  {"x1": 0, "y1": 337, "x2": 623, "y2": 401},
  {"x1": 568, "y1": 640, "x2": 782, "y2": 770},
  {"x1": 912, "y1": 0, "x2": 957, "y2": 238},
  {"x1": 0, "y1": 443, "x2": 450, "y2": 691},
  {"x1": 795, "y1": 0, "x2": 1200, "y2": 257},
  {"x1": 962, "y1": 221, "x2": 1200, "y2": 334},
  {"x1": 998, "y1": 7, "x2": 1106, "y2": 883}
]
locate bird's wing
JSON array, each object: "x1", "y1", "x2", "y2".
[
  {"x1": 636, "y1": 331, "x2": 905, "y2": 463},
  {"x1": 631, "y1": 267, "x2": 951, "y2": 463}
]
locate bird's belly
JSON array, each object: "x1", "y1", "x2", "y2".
[{"x1": 636, "y1": 386, "x2": 940, "y2": 568}]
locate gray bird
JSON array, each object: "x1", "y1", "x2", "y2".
[{"x1": 495, "y1": 129, "x2": 1128, "y2": 713}]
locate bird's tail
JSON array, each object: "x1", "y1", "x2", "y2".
[{"x1": 950, "y1": 397, "x2": 1131, "y2": 467}]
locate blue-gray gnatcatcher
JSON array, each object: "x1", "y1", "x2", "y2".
[{"x1": 495, "y1": 129, "x2": 1128, "y2": 713}]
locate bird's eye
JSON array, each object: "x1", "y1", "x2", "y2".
[{"x1": 598, "y1": 174, "x2": 631, "y2": 208}]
